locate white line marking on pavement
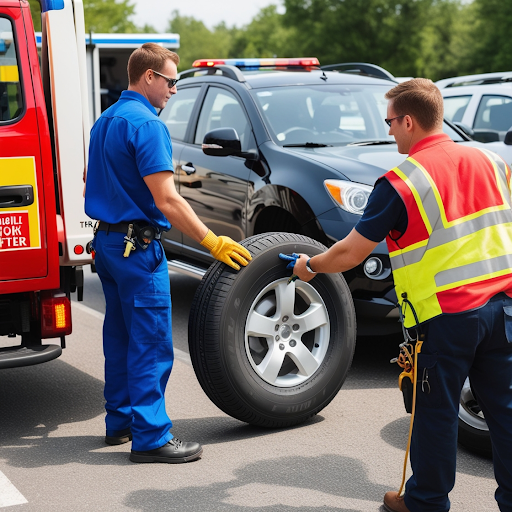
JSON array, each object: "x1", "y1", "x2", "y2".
[
  {"x1": 0, "y1": 471, "x2": 27, "y2": 508},
  {"x1": 72, "y1": 301, "x2": 192, "y2": 365}
]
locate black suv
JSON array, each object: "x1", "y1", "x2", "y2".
[
  {"x1": 158, "y1": 59, "x2": 490, "y2": 453},
  {"x1": 159, "y1": 58, "x2": 469, "y2": 335}
]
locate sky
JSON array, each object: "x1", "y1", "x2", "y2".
[{"x1": 131, "y1": 0, "x2": 283, "y2": 32}]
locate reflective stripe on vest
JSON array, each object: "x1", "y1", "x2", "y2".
[{"x1": 386, "y1": 148, "x2": 512, "y2": 327}]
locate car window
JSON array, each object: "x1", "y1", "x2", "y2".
[
  {"x1": 474, "y1": 95, "x2": 512, "y2": 133},
  {"x1": 194, "y1": 86, "x2": 254, "y2": 151},
  {"x1": 251, "y1": 85, "x2": 391, "y2": 146},
  {"x1": 160, "y1": 87, "x2": 200, "y2": 141},
  {"x1": 443, "y1": 96, "x2": 471, "y2": 123},
  {"x1": 0, "y1": 18, "x2": 24, "y2": 122}
]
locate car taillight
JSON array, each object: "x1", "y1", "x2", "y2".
[{"x1": 41, "y1": 296, "x2": 72, "y2": 338}]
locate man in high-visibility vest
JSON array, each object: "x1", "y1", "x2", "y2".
[{"x1": 291, "y1": 78, "x2": 512, "y2": 512}]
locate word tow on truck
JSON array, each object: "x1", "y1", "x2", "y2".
[{"x1": 0, "y1": 0, "x2": 92, "y2": 369}]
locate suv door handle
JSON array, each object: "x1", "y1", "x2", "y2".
[{"x1": 181, "y1": 163, "x2": 196, "y2": 175}]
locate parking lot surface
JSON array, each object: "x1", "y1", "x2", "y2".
[{"x1": 0, "y1": 271, "x2": 499, "y2": 511}]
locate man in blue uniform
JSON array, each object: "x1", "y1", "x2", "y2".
[{"x1": 85, "y1": 43, "x2": 251, "y2": 464}]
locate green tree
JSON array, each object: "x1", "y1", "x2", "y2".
[
  {"x1": 283, "y1": 0, "x2": 399, "y2": 68},
  {"x1": 168, "y1": 12, "x2": 234, "y2": 70},
  {"x1": 229, "y1": 5, "x2": 295, "y2": 58},
  {"x1": 83, "y1": 0, "x2": 138, "y2": 33},
  {"x1": 469, "y1": 0, "x2": 512, "y2": 73},
  {"x1": 27, "y1": 0, "x2": 144, "y2": 34}
]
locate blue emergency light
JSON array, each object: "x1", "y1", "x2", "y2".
[
  {"x1": 41, "y1": 0, "x2": 65, "y2": 12},
  {"x1": 192, "y1": 57, "x2": 320, "y2": 70}
]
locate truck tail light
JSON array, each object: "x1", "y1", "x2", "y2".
[{"x1": 41, "y1": 296, "x2": 72, "y2": 338}]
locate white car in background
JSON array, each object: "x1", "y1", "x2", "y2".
[{"x1": 436, "y1": 72, "x2": 512, "y2": 164}]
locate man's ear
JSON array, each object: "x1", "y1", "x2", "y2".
[{"x1": 144, "y1": 69, "x2": 153, "y2": 85}]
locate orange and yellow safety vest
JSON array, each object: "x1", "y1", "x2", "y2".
[{"x1": 383, "y1": 133, "x2": 512, "y2": 328}]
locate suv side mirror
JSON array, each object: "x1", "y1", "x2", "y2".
[
  {"x1": 202, "y1": 128, "x2": 242, "y2": 157},
  {"x1": 505, "y1": 130, "x2": 512, "y2": 146}
]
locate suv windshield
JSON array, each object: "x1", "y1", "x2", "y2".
[
  {"x1": 251, "y1": 84, "x2": 392, "y2": 146},
  {"x1": 250, "y1": 83, "x2": 466, "y2": 146}
]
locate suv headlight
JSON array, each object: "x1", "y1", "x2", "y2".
[{"x1": 324, "y1": 180, "x2": 373, "y2": 215}]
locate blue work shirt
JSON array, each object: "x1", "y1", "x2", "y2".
[
  {"x1": 355, "y1": 177, "x2": 408, "y2": 242},
  {"x1": 85, "y1": 90, "x2": 173, "y2": 230}
]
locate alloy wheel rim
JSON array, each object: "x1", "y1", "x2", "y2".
[
  {"x1": 244, "y1": 278, "x2": 330, "y2": 387},
  {"x1": 459, "y1": 377, "x2": 488, "y2": 431}
]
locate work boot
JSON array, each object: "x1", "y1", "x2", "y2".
[
  {"x1": 105, "y1": 427, "x2": 132, "y2": 445},
  {"x1": 383, "y1": 491, "x2": 411, "y2": 512},
  {"x1": 130, "y1": 438, "x2": 203, "y2": 464}
]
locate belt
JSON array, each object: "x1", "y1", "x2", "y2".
[{"x1": 97, "y1": 222, "x2": 161, "y2": 239}]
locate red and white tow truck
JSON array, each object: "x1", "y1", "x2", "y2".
[{"x1": 0, "y1": 0, "x2": 92, "y2": 369}]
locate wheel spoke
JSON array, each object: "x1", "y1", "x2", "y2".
[
  {"x1": 274, "y1": 281, "x2": 296, "y2": 318},
  {"x1": 289, "y1": 341, "x2": 320, "y2": 376},
  {"x1": 298, "y1": 302, "x2": 328, "y2": 332},
  {"x1": 246, "y1": 311, "x2": 278, "y2": 338},
  {"x1": 258, "y1": 344, "x2": 286, "y2": 384}
]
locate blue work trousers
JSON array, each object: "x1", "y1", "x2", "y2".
[
  {"x1": 94, "y1": 230, "x2": 174, "y2": 451},
  {"x1": 404, "y1": 293, "x2": 512, "y2": 512}
]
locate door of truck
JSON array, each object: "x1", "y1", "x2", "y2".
[{"x1": 0, "y1": 4, "x2": 58, "y2": 291}]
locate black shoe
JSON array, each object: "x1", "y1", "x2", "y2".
[
  {"x1": 129, "y1": 438, "x2": 203, "y2": 464},
  {"x1": 105, "y1": 428, "x2": 132, "y2": 446}
]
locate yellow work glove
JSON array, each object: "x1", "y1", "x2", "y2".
[{"x1": 200, "y1": 230, "x2": 252, "y2": 270}]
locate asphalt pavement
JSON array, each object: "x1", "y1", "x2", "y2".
[{"x1": 0, "y1": 267, "x2": 499, "y2": 511}]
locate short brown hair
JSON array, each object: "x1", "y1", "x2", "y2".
[
  {"x1": 127, "y1": 43, "x2": 180, "y2": 85},
  {"x1": 385, "y1": 78, "x2": 444, "y2": 131}
]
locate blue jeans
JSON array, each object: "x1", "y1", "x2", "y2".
[
  {"x1": 404, "y1": 293, "x2": 512, "y2": 512},
  {"x1": 94, "y1": 230, "x2": 174, "y2": 451}
]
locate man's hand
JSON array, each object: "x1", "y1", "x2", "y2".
[
  {"x1": 201, "y1": 230, "x2": 252, "y2": 270},
  {"x1": 293, "y1": 254, "x2": 316, "y2": 282}
]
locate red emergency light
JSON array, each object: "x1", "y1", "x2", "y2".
[
  {"x1": 192, "y1": 57, "x2": 320, "y2": 70},
  {"x1": 41, "y1": 295, "x2": 72, "y2": 338}
]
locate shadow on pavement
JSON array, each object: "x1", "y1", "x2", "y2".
[
  {"x1": 380, "y1": 416, "x2": 495, "y2": 479},
  {"x1": 0, "y1": 359, "x2": 323, "y2": 468},
  {"x1": 343, "y1": 334, "x2": 402, "y2": 390},
  {"x1": 0, "y1": 358, "x2": 105, "y2": 443},
  {"x1": 170, "y1": 413, "x2": 324, "y2": 446},
  {"x1": 124, "y1": 454, "x2": 388, "y2": 512}
]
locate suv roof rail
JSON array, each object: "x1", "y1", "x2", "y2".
[
  {"x1": 179, "y1": 64, "x2": 246, "y2": 83},
  {"x1": 320, "y1": 62, "x2": 397, "y2": 82},
  {"x1": 445, "y1": 76, "x2": 512, "y2": 88},
  {"x1": 436, "y1": 71, "x2": 512, "y2": 89}
]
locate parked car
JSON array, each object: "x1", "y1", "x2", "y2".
[
  {"x1": 161, "y1": 58, "x2": 477, "y2": 336},
  {"x1": 156, "y1": 58, "x2": 494, "y2": 454},
  {"x1": 436, "y1": 72, "x2": 512, "y2": 165}
]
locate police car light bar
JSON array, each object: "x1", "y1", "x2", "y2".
[{"x1": 192, "y1": 58, "x2": 320, "y2": 70}]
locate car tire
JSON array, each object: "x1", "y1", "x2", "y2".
[
  {"x1": 188, "y1": 232, "x2": 356, "y2": 428},
  {"x1": 458, "y1": 377, "x2": 492, "y2": 457}
]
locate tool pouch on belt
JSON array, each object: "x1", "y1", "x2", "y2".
[{"x1": 133, "y1": 224, "x2": 157, "y2": 250}]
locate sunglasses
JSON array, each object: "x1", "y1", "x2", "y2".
[
  {"x1": 151, "y1": 69, "x2": 179, "y2": 88},
  {"x1": 384, "y1": 115, "x2": 405, "y2": 127}
]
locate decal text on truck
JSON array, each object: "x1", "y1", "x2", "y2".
[{"x1": 0, "y1": 157, "x2": 40, "y2": 251}]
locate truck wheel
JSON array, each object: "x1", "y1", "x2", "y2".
[
  {"x1": 458, "y1": 377, "x2": 492, "y2": 457},
  {"x1": 188, "y1": 232, "x2": 356, "y2": 427}
]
